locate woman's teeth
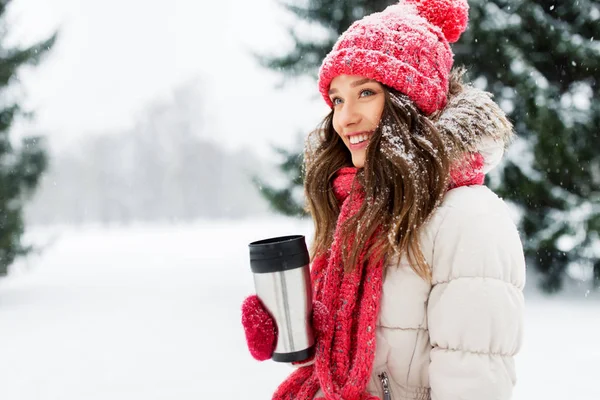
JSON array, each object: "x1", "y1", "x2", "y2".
[{"x1": 349, "y1": 134, "x2": 369, "y2": 145}]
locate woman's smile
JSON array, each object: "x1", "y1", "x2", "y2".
[{"x1": 346, "y1": 131, "x2": 373, "y2": 151}]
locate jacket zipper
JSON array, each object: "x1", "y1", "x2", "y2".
[{"x1": 378, "y1": 371, "x2": 392, "y2": 400}]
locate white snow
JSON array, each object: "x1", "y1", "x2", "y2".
[{"x1": 1, "y1": 219, "x2": 599, "y2": 399}]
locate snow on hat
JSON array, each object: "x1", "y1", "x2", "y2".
[{"x1": 317, "y1": 0, "x2": 469, "y2": 115}]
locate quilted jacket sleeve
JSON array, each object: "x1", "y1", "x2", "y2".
[{"x1": 427, "y1": 187, "x2": 526, "y2": 400}]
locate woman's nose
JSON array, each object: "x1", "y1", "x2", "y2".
[{"x1": 337, "y1": 103, "x2": 361, "y2": 128}]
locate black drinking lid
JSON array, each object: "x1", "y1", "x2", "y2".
[{"x1": 249, "y1": 235, "x2": 309, "y2": 273}]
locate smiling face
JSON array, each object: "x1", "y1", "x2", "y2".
[{"x1": 328, "y1": 75, "x2": 386, "y2": 168}]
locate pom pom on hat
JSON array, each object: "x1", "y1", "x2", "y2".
[
  {"x1": 406, "y1": 0, "x2": 469, "y2": 43},
  {"x1": 318, "y1": 0, "x2": 470, "y2": 114}
]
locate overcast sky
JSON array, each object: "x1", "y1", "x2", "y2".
[{"x1": 7, "y1": 0, "x2": 328, "y2": 156}]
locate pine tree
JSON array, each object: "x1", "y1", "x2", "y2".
[
  {"x1": 0, "y1": 1, "x2": 56, "y2": 275},
  {"x1": 253, "y1": 145, "x2": 307, "y2": 217},
  {"x1": 257, "y1": 0, "x2": 600, "y2": 292},
  {"x1": 453, "y1": 0, "x2": 600, "y2": 292}
]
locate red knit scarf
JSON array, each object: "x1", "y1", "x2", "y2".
[
  {"x1": 272, "y1": 153, "x2": 484, "y2": 400},
  {"x1": 273, "y1": 167, "x2": 384, "y2": 400}
]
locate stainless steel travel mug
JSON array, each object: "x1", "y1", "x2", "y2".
[{"x1": 249, "y1": 235, "x2": 315, "y2": 363}]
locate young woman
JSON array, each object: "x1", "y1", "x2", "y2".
[{"x1": 242, "y1": 1, "x2": 526, "y2": 399}]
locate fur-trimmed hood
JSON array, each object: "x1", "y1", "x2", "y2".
[{"x1": 432, "y1": 69, "x2": 515, "y2": 174}]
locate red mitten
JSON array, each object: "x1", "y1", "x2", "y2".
[{"x1": 241, "y1": 295, "x2": 277, "y2": 361}]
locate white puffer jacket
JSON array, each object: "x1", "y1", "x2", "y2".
[
  {"x1": 303, "y1": 85, "x2": 526, "y2": 400},
  {"x1": 368, "y1": 182, "x2": 525, "y2": 400}
]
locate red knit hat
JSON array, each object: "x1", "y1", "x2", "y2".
[{"x1": 318, "y1": 0, "x2": 469, "y2": 115}]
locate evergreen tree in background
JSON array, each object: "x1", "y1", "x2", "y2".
[
  {"x1": 256, "y1": 0, "x2": 600, "y2": 293},
  {"x1": 253, "y1": 145, "x2": 307, "y2": 216},
  {"x1": 0, "y1": 0, "x2": 56, "y2": 275}
]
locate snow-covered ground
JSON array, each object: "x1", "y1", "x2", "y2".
[{"x1": 0, "y1": 218, "x2": 598, "y2": 399}]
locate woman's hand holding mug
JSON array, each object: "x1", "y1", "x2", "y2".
[{"x1": 241, "y1": 294, "x2": 329, "y2": 362}]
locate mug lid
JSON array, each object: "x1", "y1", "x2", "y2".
[
  {"x1": 249, "y1": 235, "x2": 309, "y2": 273},
  {"x1": 249, "y1": 235, "x2": 307, "y2": 261}
]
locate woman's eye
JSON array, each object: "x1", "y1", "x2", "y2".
[
  {"x1": 332, "y1": 97, "x2": 343, "y2": 105},
  {"x1": 360, "y1": 89, "x2": 375, "y2": 97}
]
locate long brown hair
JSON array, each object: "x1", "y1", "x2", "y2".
[{"x1": 303, "y1": 74, "x2": 467, "y2": 281}]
